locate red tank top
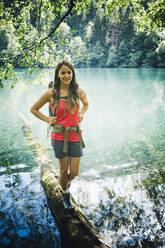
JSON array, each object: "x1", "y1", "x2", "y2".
[{"x1": 50, "y1": 89, "x2": 81, "y2": 141}]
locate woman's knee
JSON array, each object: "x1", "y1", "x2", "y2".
[
  {"x1": 58, "y1": 157, "x2": 69, "y2": 178},
  {"x1": 60, "y1": 168, "x2": 68, "y2": 178},
  {"x1": 69, "y1": 171, "x2": 79, "y2": 181},
  {"x1": 69, "y1": 157, "x2": 80, "y2": 180}
]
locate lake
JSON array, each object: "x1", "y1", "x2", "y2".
[{"x1": 0, "y1": 68, "x2": 165, "y2": 247}]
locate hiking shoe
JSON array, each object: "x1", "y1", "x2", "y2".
[{"x1": 62, "y1": 192, "x2": 74, "y2": 211}]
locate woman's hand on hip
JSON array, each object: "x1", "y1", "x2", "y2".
[
  {"x1": 49, "y1": 116, "x2": 57, "y2": 125},
  {"x1": 79, "y1": 114, "x2": 84, "y2": 122}
]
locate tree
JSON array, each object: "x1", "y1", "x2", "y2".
[
  {"x1": 156, "y1": 31, "x2": 165, "y2": 67},
  {"x1": 90, "y1": 7, "x2": 108, "y2": 47},
  {"x1": 129, "y1": 51, "x2": 143, "y2": 68},
  {"x1": 106, "y1": 6, "x2": 134, "y2": 47},
  {"x1": 87, "y1": 41, "x2": 106, "y2": 67},
  {"x1": 106, "y1": 46, "x2": 120, "y2": 68},
  {"x1": 117, "y1": 40, "x2": 130, "y2": 67},
  {"x1": 0, "y1": 0, "x2": 164, "y2": 87},
  {"x1": 156, "y1": 41, "x2": 165, "y2": 67}
]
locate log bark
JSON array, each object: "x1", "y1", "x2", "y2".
[{"x1": 21, "y1": 124, "x2": 110, "y2": 248}]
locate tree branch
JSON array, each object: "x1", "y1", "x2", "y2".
[
  {"x1": 18, "y1": 0, "x2": 75, "y2": 65},
  {"x1": 39, "y1": 0, "x2": 75, "y2": 45}
]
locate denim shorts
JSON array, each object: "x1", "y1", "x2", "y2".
[{"x1": 51, "y1": 139, "x2": 83, "y2": 158}]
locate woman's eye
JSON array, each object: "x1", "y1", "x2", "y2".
[{"x1": 61, "y1": 71, "x2": 71, "y2": 75}]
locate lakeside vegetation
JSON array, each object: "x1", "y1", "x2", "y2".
[{"x1": 0, "y1": 0, "x2": 165, "y2": 87}]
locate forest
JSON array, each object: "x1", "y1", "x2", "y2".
[{"x1": 0, "y1": 0, "x2": 165, "y2": 87}]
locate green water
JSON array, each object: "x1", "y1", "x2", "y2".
[{"x1": 0, "y1": 68, "x2": 165, "y2": 247}]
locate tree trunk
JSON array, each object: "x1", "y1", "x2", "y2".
[{"x1": 22, "y1": 125, "x2": 110, "y2": 248}]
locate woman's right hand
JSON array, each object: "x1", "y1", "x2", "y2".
[{"x1": 49, "y1": 116, "x2": 57, "y2": 125}]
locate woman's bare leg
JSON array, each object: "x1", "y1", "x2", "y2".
[
  {"x1": 58, "y1": 157, "x2": 78, "y2": 210},
  {"x1": 68, "y1": 157, "x2": 80, "y2": 183},
  {"x1": 58, "y1": 157, "x2": 70, "y2": 191}
]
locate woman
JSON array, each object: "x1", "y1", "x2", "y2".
[{"x1": 30, "y1": 60, "x2": 89, "y2": 210}]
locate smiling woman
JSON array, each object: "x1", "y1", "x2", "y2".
[{"x1": 30, "y1": 60, "x2": 89, "y2": 211}]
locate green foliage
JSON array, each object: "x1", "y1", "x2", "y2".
[
  {"x1": 87, "y1": 41, "x2": 106, "y2": 67},
  {"x1": 106, "y1": 46, "x2": 120, "y2": 67},
  {"x1": 0, "y1": 30, "x2": 8, "y2": 51},
  {"x1": 0, "y1": 0, "x2": 164, "y2": 87},
  {"x1": 156, "y1": 38, "x2": 165, "y2": 67}
]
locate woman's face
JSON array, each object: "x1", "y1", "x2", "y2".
[{"x1": 58, "y1": 65, "x2": 73, "y2": 86}]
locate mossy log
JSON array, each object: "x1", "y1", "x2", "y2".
[{"x1": 22, "y1": 125, "x2": 110, "y2": 248}]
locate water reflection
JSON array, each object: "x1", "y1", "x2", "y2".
[
  {"x1": 0, "y1": 169, "x2": 61, "y2": 248},
  {"x1": 83, "y1": 168, "x2": 165, "y2": 247}
]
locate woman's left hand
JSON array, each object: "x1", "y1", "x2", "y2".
[{"x1": 79, "y1": 114, "x2": 83, "y2": 122}]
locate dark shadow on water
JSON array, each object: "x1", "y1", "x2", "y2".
[
  {"x1": 0, "y1": 171, "x2": 61, "y2": 248},
  {"x1": 0, "y1": 169, "x2": 61, "y2": 248}
]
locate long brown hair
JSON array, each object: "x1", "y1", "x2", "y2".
[{"x1": 54, "y1": 60, "x2": 79, "y2": 112}]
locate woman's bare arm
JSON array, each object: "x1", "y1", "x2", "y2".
[
  {"x1": 30, "y1": 89, "x2": 56, "y2": 125},
  {"x1": 78, "y1": 88, "x2": 89, "y2": 121}
]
